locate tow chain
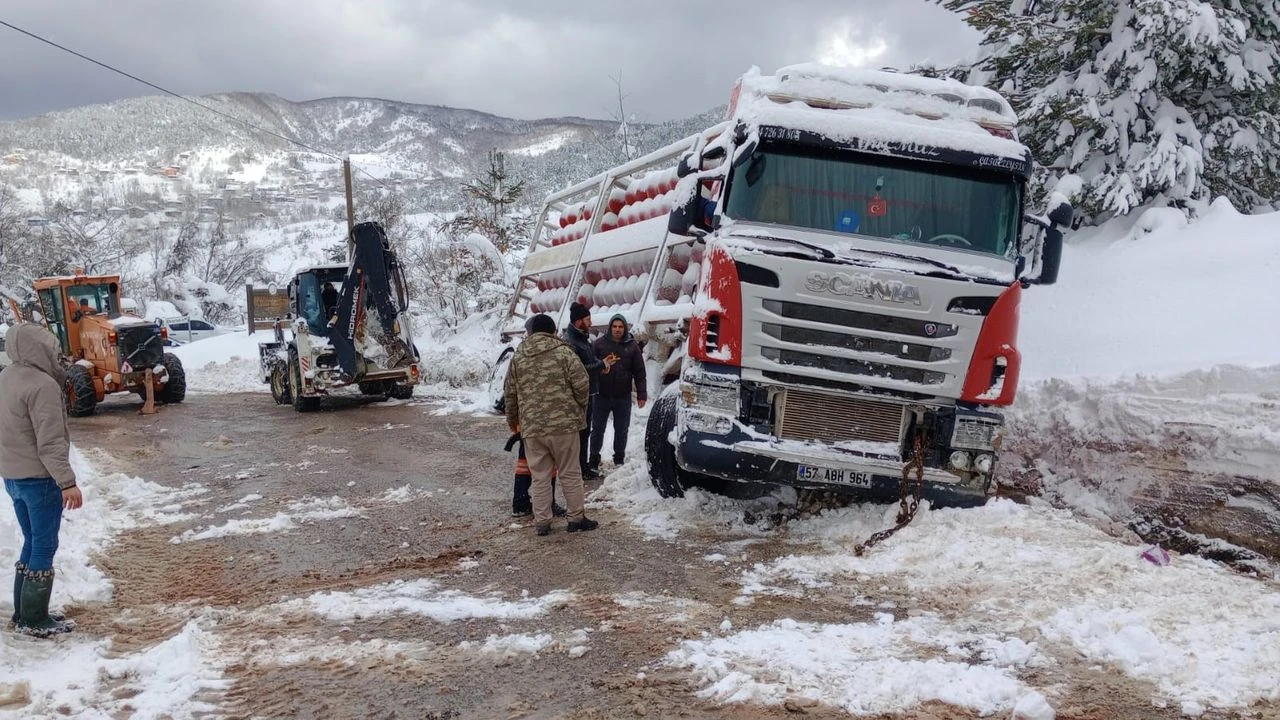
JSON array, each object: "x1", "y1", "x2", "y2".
[{"x1": 855, "y1": 431, "x2": 928, "y2": 556}]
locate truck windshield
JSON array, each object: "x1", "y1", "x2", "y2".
[
  {"x1": 724, "y1": 145, "x2": 1022, "y2": 259},
  {"x1": 67, "y1": 284, "x2": 115, "y2": 316}
]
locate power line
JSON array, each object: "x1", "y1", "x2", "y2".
[{"x1": 0, "y1": 18, "x2": 419, "y2": 191}]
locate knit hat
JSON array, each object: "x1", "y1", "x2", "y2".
[
  {"x1": 569, "y1": 302, "x2": 591, "y2": 324},
  {"x1": 527, "y1": 313, "x2": 556, "y2": 335}
]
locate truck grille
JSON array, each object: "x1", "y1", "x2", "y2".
[
  {"x1": 778, "y1": 389, "x2": 905, "y2": 445},
  {"x1": 118, "y1": 325, "x2": 163, "y2": 370}
]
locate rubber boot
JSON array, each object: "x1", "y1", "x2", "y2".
[
  {"x1": 8, "y1": 562, "x2": 21, "y2": 629},
  {"x1": 10, "y1": 562, "x2": 64, "y2": 630},
  {"x1": 16, "y1": 569, "x2": 74, "y2": 638}
]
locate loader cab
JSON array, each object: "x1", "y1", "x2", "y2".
[
  {"x1": 33, "y1": 274, "x2": 123, "y2": 357},
  {"x1": 291, "y1": 264, "x2": 346, "y2": 336}
]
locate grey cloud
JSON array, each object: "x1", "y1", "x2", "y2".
[{"x1": 0, "y1": 0, "x2": 978, "y2": 122}]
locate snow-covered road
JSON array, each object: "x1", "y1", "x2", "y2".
[{"x1": 0, "y1": 393, "x2": 1276, "y2": 719}]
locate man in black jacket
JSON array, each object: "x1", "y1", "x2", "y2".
[
  {"x1": 561, "y1": 303, "x2": 613, "y2": 480},
  {"x1": 590, "y1": 314, "x2": 647, "y2": 472}
]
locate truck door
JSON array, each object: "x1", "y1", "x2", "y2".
[{"x1": 37, "y1": 288, "x2": 69, "y2": 354}]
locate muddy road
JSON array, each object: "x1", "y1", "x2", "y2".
[{"x1": 59, "y1": 392, "x2": 1274, "y2": 720}]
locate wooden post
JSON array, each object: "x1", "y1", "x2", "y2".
[
  {"x1": 245, "y1": 283, "x2": 255, "y2": 335},
  {"x1": 139, "y1": 368, "x2": 157, "y2": 415},
  {"x1": 343, "y1": 157, "x2": 356, "y2": 261}
]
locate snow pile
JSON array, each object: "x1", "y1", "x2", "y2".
[
  {"x1": 290, "y1": 578, "x2": 573, "y2": 623},
  {"x1": 1005, "y1": 364, "x2": 1280, "y2": 523},
  {"x1": 0, "y1": 619, "x2": 229, "y2": 719},
  {"x1": 666, "y1": 614, "x2": 1049, "y2": 718},
  {"x1": 0, "y1": 447, "x2": 204, "y2": 608},
  {"x1": 1021, "y1": 198, "x2": 1280, "y2": 382},
  {"x1": 727, "y1": 500, "x2": 1280, "y2": 715},
  {"x1": 170, "y1": 495, "x2": 362, "y2": 544},
  {"x1": 415, "y1": 311, "x2": 505, "y2": 390},
  {"x1": 0, "y1": 452, "x2": 218, "y2": 718},
  {"x1": 170, "y1": 330, "x2": 267, "y2": 394}
]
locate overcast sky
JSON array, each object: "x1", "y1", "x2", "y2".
[{"x1": 0, "y1": 1, "x2": 979, "y2": 122}]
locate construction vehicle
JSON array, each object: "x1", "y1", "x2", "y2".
[
  {"x1": 30, "y1": 272, "x2": 184, "y2": 416},
  {"x1": 258, "y1": 221, "x2": 421, "y2": 412},
  {"x1": 496, "y1": 64, "x2": 1072, "y2": 509}
]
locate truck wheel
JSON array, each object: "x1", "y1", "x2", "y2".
[
  {"x1": 64, "y1": 365, "x2": 98, "y2": 418},
  {"x1": 388, "y1": 382, "x2": 415, "y2": 400},
  {"x1": 269, "y1": 361, "x2": 291, "y2": 405},
  {"x1": 157, "y1": 353, "x2": 186, "y2": 404},
  {"x1": 289, "y1": 347, "x2": 320, "y2": 413},
  {"x1": 358, "y1": 381, "x2": 385, "y2": 396},
  {"x1": 645, "y1": 394, "x2": 687, "y2": 498}
]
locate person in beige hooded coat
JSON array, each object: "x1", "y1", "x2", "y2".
[{"x1": 0, "y1": 323, "x2": 81, "y2": 638}]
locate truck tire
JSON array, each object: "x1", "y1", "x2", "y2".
[
  {"x1": 64, "y1": 365, "x2": 98, "y2": 418},
  {"x1": 645, "y1": 394, "x2": 687, "y2": 498},
  {"x1": 269, "y1": 361, "x2": 291, "y2": 405},
  {"x1": 489, "y1": 346, "x2": 515, "y2": 413},
  {"x1": 388, "y1": 382, "x2": 415, "y2": 400},
  {"x1": 289, "y1": 346, "x2": 320, "y2": 413},
  {"x1": 157, "y1": 353, "x2": 186, "y2": 404},
  {"x1": 358, "y1": 381, "x2": 386, "y2": 396}
]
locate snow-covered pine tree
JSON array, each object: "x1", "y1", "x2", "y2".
[{"x1": 939, "y1": 0, "x2": 1280, "y2": 222}]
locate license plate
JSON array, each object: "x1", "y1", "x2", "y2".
[{"x1": 796, "y1": 465, "x2": 872, "y2": 487}]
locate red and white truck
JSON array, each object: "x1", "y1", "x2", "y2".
[{"x1": 496, "y1": 64, "x2": 1071, "y2": 507}]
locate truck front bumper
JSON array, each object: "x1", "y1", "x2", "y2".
[{"x1": 675, "y1": 424, "x2": 990, "y2": 509}]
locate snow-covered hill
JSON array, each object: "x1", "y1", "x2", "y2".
[{"x1": 0, "y1": 91, "x2": 722, "y2": 212}]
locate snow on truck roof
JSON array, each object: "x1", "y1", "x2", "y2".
[{"x1": 733, "y1": 64, "x2": 1029, "y2": 161}]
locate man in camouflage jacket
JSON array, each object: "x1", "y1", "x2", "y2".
[{"x1": 503, "y1": 314, "x2": 598, "y2": 535}]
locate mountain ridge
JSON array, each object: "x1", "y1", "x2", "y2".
[{"x1": 0, "y1": 90, "x2": 723, "y2": 210}]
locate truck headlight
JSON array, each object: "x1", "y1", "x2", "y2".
[
  {"x1": 951, "y1": 413, "x2": 1001, "y2": 451},
  {"x1": 974, "y1": 454, "x2": 994, "y2": 474},
  {"x1": 684, "y1": 410, "x2": 734, "y2": 435}
]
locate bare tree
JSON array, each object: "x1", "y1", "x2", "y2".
[
  {"x1": 596, "y1": 71, "x2": 645, "y2": 163},
  {"x1": 0, "y1": 186, "x2": 29, "y2": 288},
  {"x1": 46, "y1": 196, "x2": 140, "y2": 275}
]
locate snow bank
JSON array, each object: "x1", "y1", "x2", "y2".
[
  {"x1": 170, "y1": 330, "x2": 266, "y2": 394},
  {"x1": 0, "y1": 447, "x2": 204, "y2": 608},
  {"x1": 1022, "y1": 199, "x2": 1280, "y2": 382},
  {"x1": 648, "y1": 497, "x2": 1280, "y2": 716},
  {"x1": 753, "y1": 500, "x2": 1280, "y2": 715}
]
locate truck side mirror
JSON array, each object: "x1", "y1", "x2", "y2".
[
  {"x1": 676, "y1": 153, "x2": 696, "y2": 178},
  {"x1": 1047, "y1": 201, "x2": 1073, "y2": 228},
  {"x1": 1038, "y1": 226, "x2": 1064, "y2": 286},
  {"x1": 668, "y1": 189, "x2": 708, "y2": 238}
]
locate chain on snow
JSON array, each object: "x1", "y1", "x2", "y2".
[{"x1": 855, "y1": 431, "x2": 928, "y2": 556}]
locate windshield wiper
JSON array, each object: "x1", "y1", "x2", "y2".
[
  {"x1": 766, "y1": 236, "x2": 963, "y2": 275},
  {"x1": 737, "y1": 230, "x2": 968, "y2": 276},
  {"x1": 856, "y1": 249, "x2": 963, "y2": 276}
]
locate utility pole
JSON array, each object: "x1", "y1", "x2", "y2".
[{"x1": 343, "y1": 156, "x2": 356, "y2": 261}]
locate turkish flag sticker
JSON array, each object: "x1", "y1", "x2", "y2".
[{"x1": 868, "y1": 196, "x2": 887, "y2": 217}]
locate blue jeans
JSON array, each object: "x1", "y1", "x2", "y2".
[{"x1": 4, "y1": 478, "x2": 63, "y2": 572}]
